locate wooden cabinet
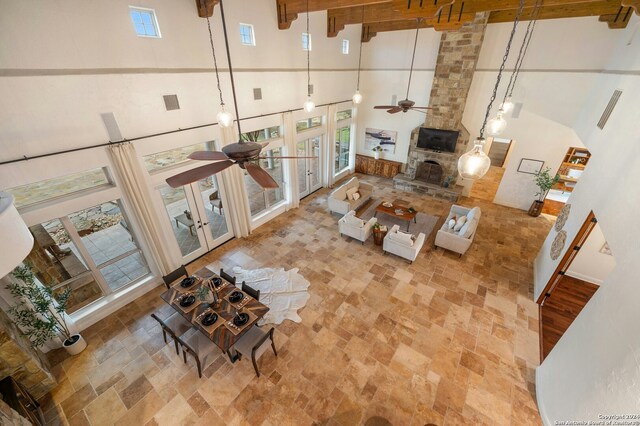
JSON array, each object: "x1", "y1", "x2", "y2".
[{"x1": 355, "y1": 155, "x2": 402, "y2": 178}]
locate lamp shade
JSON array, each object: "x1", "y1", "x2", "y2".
[
  {"x1": 486, "y1": 109, "x2": 507, "y2": 136},
  {"x1": 457, "y1": 138, "x2": 491, "y2": 180},
  {"x1": 0, "y1": 192, "x2": 33, "y2": 278},
  {"x1": 216, "y1": 107, "x2": 234, "y2": 128}
]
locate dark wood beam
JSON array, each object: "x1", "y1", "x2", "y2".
[
  {"x1": 276, "y1": 0, "x2": 388, "y2": 29},
  {"x1": 488, "y1": 0, "x2": 629, "y2": 26},
  {"x1": 599, "y1": 5, "x2": 634, "y2": 27},
  {"x1": 195, "y1": 0, "x2": 219, "y2": 18}
]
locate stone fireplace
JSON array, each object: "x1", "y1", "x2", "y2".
[{"x1": 393, "y1": 12, "x2": 489, "y2": 202}]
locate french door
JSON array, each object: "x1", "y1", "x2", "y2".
[
  {"x1": 297, "y1": 136, "x2": 322, "y2": 199},
  {"x1": 158, "y1": 175, "x2": 233, "y2": 263}
]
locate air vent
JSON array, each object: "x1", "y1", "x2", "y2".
[
  {"x1": 253, "y1": 88, "x2": 262, "y2": 100},
  {"x1": 163, "y1": 94, "x2": 180, "y2": 111},
  {"x1": 308, "y1": 84, "x2": 314, "y2": 95},
  {"x1": 512, "y1": 102, "x2": 523, "y2": 118},
  {"x1": 597, "y1": 90, "x2": 622, "y2": 129},
  {"x1": 100, "y1": 112, "x2": 123, "y2": 142}
]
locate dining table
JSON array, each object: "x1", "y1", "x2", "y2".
[{"x1": 160, "y1": 266, "x2": 269, "y2": 362}]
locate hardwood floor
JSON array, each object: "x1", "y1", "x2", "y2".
[
  {"x1": 541, "y1": 199, "x2": 565, "y2": 217},
  {"x1": 540, "y1": 276, "x2": 599, "y2": 359}
]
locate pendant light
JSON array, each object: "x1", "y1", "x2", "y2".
[
  {"x1": 459, "y1": 0, "x2": 525, "y2": 179},
  {"x1": 204, "y1": 10, "x2": 233, "y2": 128},
  {"x1": 303, "y1": 0, "x2": 315, "y2": 112},
  {"x1": 352, "y1": 6, "x2": 365, "y2": 105}
]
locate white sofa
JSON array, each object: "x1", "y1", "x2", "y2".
[
  {"x1": 435, "y1": 205, "x2": 481, "y2": 257},
  {"x1": 383, "y1": 225, "x2": 426, "y2": 263},
  {"x1": 328, "y1": 177, "x2": 373, "y2": 215},
  {"x1": 338, "y1": 210, "x2": 377, "y2": 244}
]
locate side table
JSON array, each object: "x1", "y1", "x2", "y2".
[{"x1": 373, "y1": 228, "x2": 388, "y2": 246}]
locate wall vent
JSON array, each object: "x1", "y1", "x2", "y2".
[
  {"x1": 163, "y1": 94, "x2": 180, "y2": 111},
  {"x1": 597, "y1": 90, "x2": 622, "y2": 130},
  {"x1": 512, "y1": 102, "x2": 523, "y2": 119},
  {"x1": 100, "y1": 112, "x2": 123, "y2": 141},
  {"x1": 253, "y1": 88, "x2": 262, "y2": 100}
]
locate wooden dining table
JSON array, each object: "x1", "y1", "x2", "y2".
[{"x1": 160, "y1": 266, "x2": 269, "y2": 362}]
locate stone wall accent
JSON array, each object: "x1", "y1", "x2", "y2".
[
  {"x1": 0, "y1": 308, "x2": 56, "y2": 399},
  {"x1": 0, "y1": 398, "x2": 31, "y2": 426},
  {"x1": 402, "y1": 12, "x2": 489, "y2": 187}
]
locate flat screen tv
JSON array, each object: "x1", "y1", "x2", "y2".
[{"x1": 417, "y1": 128, "x2": 459, "y2": 153}]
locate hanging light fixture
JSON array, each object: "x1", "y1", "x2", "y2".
[
  {"x1": 204, "y1": 10, "x2": 234, "y2": 128},
  {"x1": 459, "y1": 0, "x2": 525, "y2": 179},
  {"x1": 494, "y1": 0, "x2": 542, "y2": 127},
  {"x1": 303, "y1": 0, "x2": 315, "y2": 112},
  {"x1": 352, "y1": 6, "x2": 365, "y2": 105}
]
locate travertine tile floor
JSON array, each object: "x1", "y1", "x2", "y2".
[{"x1": 41, "y1": 174, "x2": 553, "y2": 425}]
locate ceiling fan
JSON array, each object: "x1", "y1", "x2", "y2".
[
  {"x1": 167, "y1": 0, "x2": 314, "y2": 190},
  {"x1": 374, "y1": 19, "x2": 432, "y2": 115}
]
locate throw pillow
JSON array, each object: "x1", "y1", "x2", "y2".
[
  {"x1": 346, "y1": 187, "x2": 359, "y2": 201},
  {"x1": 454, "y1": 215, "x2": 467, "y2": 232},
  {"x1": 458, "y1": 218, "x2": 476, "y2": 238},
  {"x1": 352, "y1": 192, "x2": 361, "y2": 201},
  {"x1": 467, "y1": 207, "x2": 481, "y2": 222},
  {"x1": 334, "y1": 188, "x2": 347, "y2": 201},
  {"x1": 448, "y1": 219, "x2": 456, "y2": 229}
]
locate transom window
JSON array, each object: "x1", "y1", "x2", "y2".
[
  {"x1": 143, "y1": 141, "x2": 216, "y2": 173},
  {"x1": 337, "y1": 109, "x2": 353, "y2": 121},
  {"x1": 129, "y1": 7, "x2": 160, "y2": 38},
  {"x1": 239, "y1": 23, "x2": 255, "y2": 46},
  {"x1": 296, "y1": 116, "x2": 322, "y2": 132},
  {"x1": 241, "y1": 126, "x2": 281, "y2": 142},
  {"x1": 6, "y1": 168, "x2": 112, "y2": 209},
  {"x1": 342, "y1": 39, "x2": 349, "y2": 54},
  {"x1": 302, "y1": 33, "x2": 312, "y2": 51}
]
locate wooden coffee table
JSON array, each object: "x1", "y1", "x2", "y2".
[{"x1": 374, "y1": 203, "x2": 417, "y2": 232}]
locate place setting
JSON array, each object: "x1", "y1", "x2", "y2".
[
  {"x1": 195, "y1": 308, "x2": 225, "y2": 334},
  {"x1": 224, "y1": 308, "x2": 256, "y2": 335},
  {"x1": 225, "y1": 289, "x2": 252, "y2": 309},
  {"x1": 172, "y1": 291, "x2": 200, "y2": 314}
]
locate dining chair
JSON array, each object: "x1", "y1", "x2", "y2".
[
  {"x1": 150, "y1": 312, "x2": 193, "y2": 355},
  {"x1": 176, "y1": 329, "x2": 220, "y2": 378},
  {"x1": 241, "y1": 282, "x2": 260, "y2": 301},
  {"x1": 232, "y1": 326, "x2": 277, "y2": 377},
  {"x1": 220, "y1": 268, "x2": 236, "y2": 285},
  {"x1": 162, "y1": 265, "x2": 189, "y2": 289}
]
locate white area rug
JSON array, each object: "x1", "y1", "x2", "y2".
[{"x1": 231, "y1": 267, "x2": 311, "y2": 326}]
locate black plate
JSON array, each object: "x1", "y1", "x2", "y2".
[
  {"x1": 179, "y1": 295, "x2": 195, "y2": 307},
  {"x1": 212, "y1": 277, "x2": 223, "y2": 288},
  {"x1": 180, "y1": 277, "x2": 196, "y2": 288},
  {"x1": 233, "y1": 313, "x2": 249, "y2": 326},
  {"x1": 229, "y1": 291, "x2": 244, "y2": 303},
  {"x1": 202, "y1": 312, "x2": 218, "y2": 326}
]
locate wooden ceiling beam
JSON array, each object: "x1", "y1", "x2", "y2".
[
  {"x1": 276, "y1": 0, "x2": 387, "y2": 29},
  {"x1": 195, "y1": 0, "x2": 219, "y2": 18},
  {"x1": 327, "y1": 1, "x2": 473, "y2": 37},
  {"x1": 621, "y1": 0, "x2": 640, "y2": 13},
  {"x1": 361, "y1": 18, "x2": 470, "y2": 42},
  {"x1": 488, "y1": 0, "x2": 629, "y2": 26},
  {"x1": 599, "y1": 5, "x2": 635, "y2": 27}
]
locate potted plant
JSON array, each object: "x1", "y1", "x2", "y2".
[
  {"x1": 372, "y1": 146, "x2": 383, "y2": 160},
  {"x1": 6, "y1": 264, "x2": 86, "y2": 355},
  {"x1": 529, "y1": 167, "x2": 560, "y2": 217}
]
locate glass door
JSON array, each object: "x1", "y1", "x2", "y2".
[
  {"x1": 297, "y1": 136, "x2": 322, "y2": 199},
  {"x1": 190, "y1": 176, "x2": 234, "y2": 249}
]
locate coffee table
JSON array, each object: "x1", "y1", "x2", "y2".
[{"x1": 374, "y1": 203, "x2": 417, "y2": 232}]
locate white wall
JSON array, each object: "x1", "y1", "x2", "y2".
[
  {"x1": 534, "y1": 14, "x2": 640, "y2": 424},
  {"x1": 565, "y1": 223, "x2": 616, "y2": 286}
]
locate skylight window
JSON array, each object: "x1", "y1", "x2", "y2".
[
  {"x1": 302, "y1": 33, "x2": 312, "y2": 51},
  {"x1": 130, "y1": 7, "x2": 161, "y2": 38},
  {"x1": 239, "y1": 23, "x2": 255, "y2": 46},
  {"x1": 342, "y1": 39, "x2": 349, "y2": 54}
]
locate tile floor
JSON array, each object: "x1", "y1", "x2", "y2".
[{"x1": 41, "y1": 174, "x2": 553, "y2": 425}]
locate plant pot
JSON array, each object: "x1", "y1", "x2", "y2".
[
  {"x1": 373, "y1": 151, "x2": 380, "y2": 160},
  {"x1": 63, "y1": 334, "x2": 87, "y2": 356},
  {"x1": 528, "y1": 200, "x2": 545, "y2": 217}
]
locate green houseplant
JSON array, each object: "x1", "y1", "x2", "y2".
[
  {"x1": 529, "y1": 167, "x2": 560, "y2": 217},
  {"x1": 6, "y1": 264, "x2": 87, "y2": 355}
]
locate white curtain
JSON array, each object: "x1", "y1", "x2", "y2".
[
  {"x1": 283, "y1": 112, "x2": 300, "y2": 209},
  {"x1": 323, "y1": 104, "x2": 338, "y2": 188},
  {"x1": 108, "y1": 142, "x2": 174, "y2": 275},
  {"x1": 349, "y1": 106, "x2": 358, "y2": 174},
  {"x1": 219, "y1": 126, "x2": 252, "y2": 237}
]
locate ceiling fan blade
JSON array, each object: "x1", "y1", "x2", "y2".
[
  {"x1": 188, "y1": 151, "x2": 229, "y2": 161},
  {"x1": 409, "y1": 108, "x2": 429, "y2": 114},
  {"x1": 166, "y1": 160, "x2": 234, "y2": 188},
  {"x1": 245, "y1": 163, "x2": 279, "y2": 189},
  {"x1": 411, "y1": 107, "x2": 433, "y2": 110},
  {"x1": 387, "y1": 107, "x2": 402, "y2": 114},
  {"x1": 374, "y1": 105, "x2": 397, "y2": 109},
  {"x1": 258, "y1": 156, "x2": 317, "y2": 159}
]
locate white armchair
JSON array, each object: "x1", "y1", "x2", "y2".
[
  {"x1": 435, "y1": 205, "x2": 481, "y2": 257},
  {"x1": 338, "y1": 210, "x2": 377, "y2": 244},
  {"x1": 383, "y1": 225, "x2": 426, "y2": 263}
]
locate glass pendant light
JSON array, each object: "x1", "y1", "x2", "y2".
[
  {"x1": 458, "y1": 138, "x2": 491, "y2": 180},
  {"x1": 302, "y1": 0, "x2": 315, "y2": 112},
  {"x1": 216, "y1": 105, "x2": 234, "y2": 128},
  {"x1": 458, "y1": 0, "x2": 525, "y2": 180},
  {"x1": 501, "y1": 96, "x2": 514, "y2": 113},
  {"x1": 205, "y1": 13, "x2": 234, "y2": 129},
  {"x1": 486, "y1": 108, "x2": 507, "y2": 136},
  {"x1": 352, "y1": 6, "x2": 364, "y2": 105}
]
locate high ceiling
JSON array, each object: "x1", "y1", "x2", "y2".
[{"x1": 272, "y1": 0, "x2": 639, "y2": 41}]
